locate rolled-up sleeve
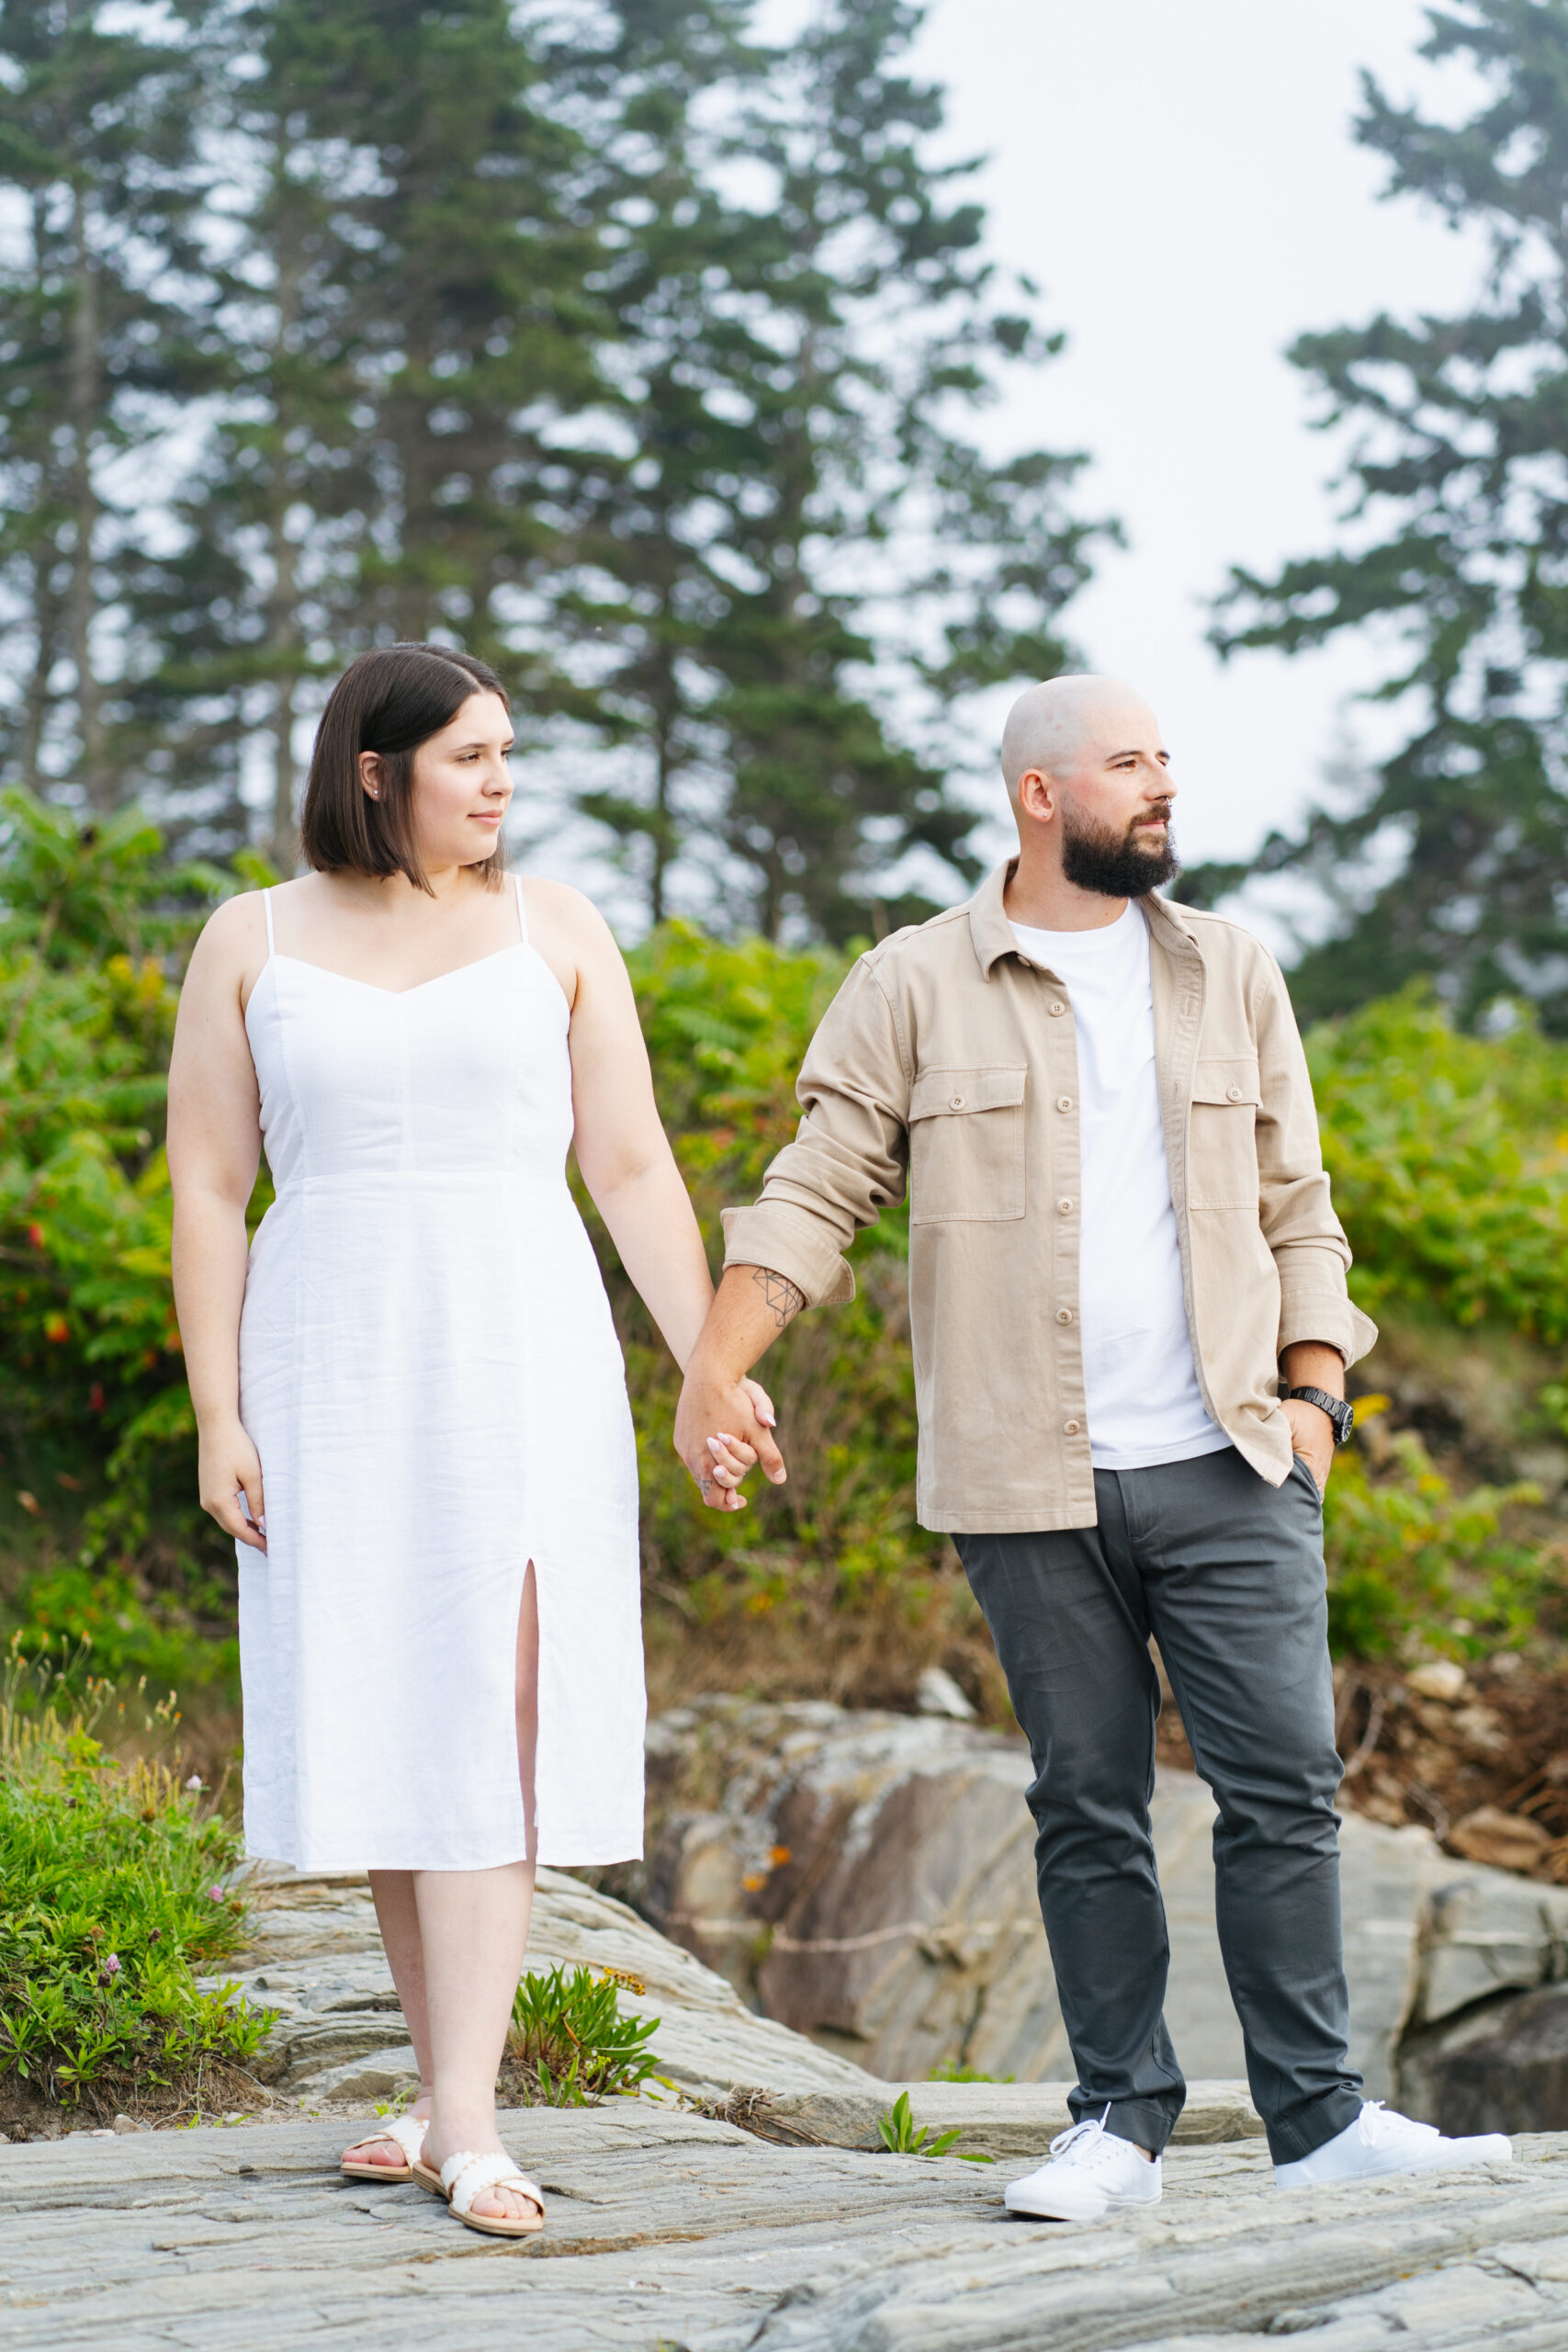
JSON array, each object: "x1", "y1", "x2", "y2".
[
  {"x1": 1253, "y1": 956, "x2": 1378, "y2": 1368},
  {"x1": 721, "y1": 956, "x2": 911, "y2": 1307}
]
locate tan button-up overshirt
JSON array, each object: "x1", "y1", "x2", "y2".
[{"x1": 721, "y1": 860, "x2": 1377, "y2": 1533}]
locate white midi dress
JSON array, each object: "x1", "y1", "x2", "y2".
[{"x1": 236, "y1": 877, "x2": 646, "y2": 1871}]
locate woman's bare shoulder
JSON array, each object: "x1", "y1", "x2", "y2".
[
  {"x1": 199, "y1": 875, "x2": 321, "y2": 950},
  {"x1": 189, "y1": 880, "x2": 310, "y2": 1004},
  {"x1": 194, "y1": 888, "x2": 267, "y2": 963},
  {"x1": 521, "y1": 876, "x2": 616, "y2": 948}
]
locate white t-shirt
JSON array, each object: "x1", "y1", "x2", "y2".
[{"x1": 1009, "y1": 904, "x2": 1230, "y2": 1472}]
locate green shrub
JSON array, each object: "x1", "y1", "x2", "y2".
[
  {"x1": 1307, "y1": 988, "x2": 1568, "y2": 1340},
  {"x1": 505, "y1": 1963, "x2": 662, "y2": 2106},
  {"x1": 9, "y1": 827, "x2": 1568, "y2": 1697},
  {"x1": 600, "y1": 926, "x2": 946, "y2": 1626},
  {"x1": 0, "y1": 791, "x2": 265, "y2": 1687},
  {"x1": 1324, "y1": 1415, "x2": 1551, "y2": 1660},
  {"x1": 7, "y1": 1567, "x2": 238, "y2": 1698},
  {"x1": 0, "y1": 1642, "x2": 268, "y2": 2106}
]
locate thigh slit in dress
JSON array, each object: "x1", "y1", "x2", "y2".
[{"x1": 236, "y1": 877, "x2": 644, "y2": 1871}]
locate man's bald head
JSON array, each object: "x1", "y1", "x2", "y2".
[{"x1": 1000, "y1": 674, "x2": 1157, "y2": 805}]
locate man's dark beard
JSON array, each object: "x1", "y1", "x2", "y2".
[{"x1": 1060, "y1": 805, "x2": 1179, "y2": 899}]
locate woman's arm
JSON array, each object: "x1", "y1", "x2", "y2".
[
  {"x1": 166, "y1": 896, "x2": 270, "y2": 1552},
  {"x1": 530, "y1": 882, "x2": 785, "y2": 1506}
]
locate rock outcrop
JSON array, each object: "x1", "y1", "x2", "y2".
[
  {"x1": 229, "y1": 1863, "x2": 882, "y2": 2102},
  {"x1": 1401, "y1": 1984, "x2": 1568, "y2": 2136},
  {"x1": 224, "y1": 1860, "x2": 1259, "y2": 2147},
  {"x1": 639, "y1": 1697, "x2": 1568, "y2": 2117}
]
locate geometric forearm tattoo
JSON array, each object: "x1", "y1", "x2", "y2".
[{"x1": 751, "y1": 1266, "x2": 806, "y2": 1329}]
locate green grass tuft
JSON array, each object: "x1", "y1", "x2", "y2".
[{"x1": 0, "y1": 1638, "x2": 268, "y2": 2109}]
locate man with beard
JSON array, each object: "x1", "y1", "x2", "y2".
[{"x1": 675, "y1": 673, "x2": 1513, "y2": 2217}]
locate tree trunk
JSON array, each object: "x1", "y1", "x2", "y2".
[
  {"x1": 65, "y1": 185, "x2": 107, "y2": 808},
  {"x1": 265, "y1": 204, "x2": 305, "y2": 871},
  {"x1": 649, "y1": 640, "x2": 679, "y2": 925},
  {"x1": 270, "y1": 665, "x2": 299, "y2": 873}
]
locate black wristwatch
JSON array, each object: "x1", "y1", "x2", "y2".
[{"x1": 1287, "y1": 1387, "x2": 1354, "y2": 1447}]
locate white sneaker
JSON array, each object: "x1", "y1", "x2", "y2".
[
  {"x1": 1274, "y1": 2100, "x2": 1512, "y2": 2190},
  {"x1": 1004, "y1": 2111, "x2": 1162, "y2": 2222}
]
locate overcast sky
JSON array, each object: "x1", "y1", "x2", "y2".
[{"x1": 906, "y1": 0, "x2": 1492, "y2": 913}]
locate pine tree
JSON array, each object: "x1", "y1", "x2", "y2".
[
  {"x1": 127, "y1": 0, "x2": 610, "y2": 864},
  {"x1": 1196, "y1": 0, "x2": 1568, "y2": 1031},
  {"x1": 3, "y1": 0, "x2": 1105, "y2": 921},
  {"x1": 0, "y1": 0, "x2": 214, "y2": 809},
  {"x1": 548, "y1": 0, "x2": 1107, "y2": 939},
  {"x1": 123, "y1": 0, "x2": 384, "y2": 864},
  {"x1": 280, "y1": 0, "x2": 606, "y2": 654}
]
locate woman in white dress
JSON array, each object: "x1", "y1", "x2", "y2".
[{"x1": 167, "y1": 644, "x2": 777, "y2": 2235}]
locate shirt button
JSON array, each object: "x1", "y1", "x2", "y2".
[
  {"x1": 1063, "y1": 1418, "x2": 1081, "y2": 1435},
  {"x1": 1056, "y1": 1197, "x2": 1073, "y2": 1216},
  {"x1": 950, "y1": 1093, "x2": 965, "y2": 1108},
  {"x1": 1055, "y1": 1306, "x2": 1074, "y2": 1324},
  {"x1": 1225, "y1": 1084, "x2": 1243, "y2": 1102},
  {"x1": 1055, "y1": 1095, "x2": 1073, "y2": 1113},
  {"x1": 1049, "y1": 1001, "x2": 1066, "y2": 1016}
]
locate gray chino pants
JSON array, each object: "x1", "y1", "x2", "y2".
[{"x1": 954, "y1": 1444, "x2": 1365, "y2": 2164}]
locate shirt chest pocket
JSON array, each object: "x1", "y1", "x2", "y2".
[
  {"x1": 908, "y1": 1066, "x2": 1028, "y2": 1225},
  {"x1": 1188, "y1": 1055, "x2": 1262, "y2": 1210}
]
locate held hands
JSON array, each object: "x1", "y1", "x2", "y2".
[
  {"x1": 676, "y1": 1369, "x2": 788, "y2": 1512},
  {"x1": 198, "y1": 1419, "x2": 267, "y2": 1553}
]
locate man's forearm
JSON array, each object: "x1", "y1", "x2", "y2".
[
  {"x1": 673, "y1": 1264, "x2": 799, "y2": 1499},
  {"x1": 1280, "y1": 1341, "x2": 1345, "y2": 1398},
  {"x1": 689, "y1": 1263, "x2": 807, "y2": 1378}
]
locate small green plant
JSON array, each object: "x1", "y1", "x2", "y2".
[
  {"x1": 928, "y1": 2060, "x2": 1012, "y2": 2085},
  {"x1": 506, "y1": 1963, "x2": 662, "y2": 2108},
  {"x1": 876, "y1": 2088, "x2": 971, "y2": 2160},
  {"x1": 0, "y1": 1639, "x2": 267, "y2": 2109}
]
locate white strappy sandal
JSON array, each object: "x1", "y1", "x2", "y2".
[
  {"x1": 340, "y1": 2113, "x2": 428, "y2": 2183},
  {"x1": 415, "y1": 2149, "x2": 546, "y2": 2237}
]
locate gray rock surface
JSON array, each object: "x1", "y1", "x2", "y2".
[
  {"x1": 641, "y1": 1697, "x2": 1568, "y2": 2109},
  {"x1": 0, "y1": 2107, "x2": 1562, "y2": 2349},
  {"x1": 735, "y1": 2075, "x2": 1265, "y2": 2154},
  {"x1": 8, "y1": 1867, "x2": 1566, "y2": 2350}
]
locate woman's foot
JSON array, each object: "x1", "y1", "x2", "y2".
[
  {"x1": 421, "y1": 2121, "x2": 543, "y2": 2223},
  {"x1": 341, "y1": 2088, "x2": 432, "y2": 2174}
]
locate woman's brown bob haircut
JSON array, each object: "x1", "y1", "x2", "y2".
[{"x1": 299, "y1": 643, "x2": 511, "y2": 893}]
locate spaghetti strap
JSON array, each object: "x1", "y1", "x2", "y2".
[
  {"x1": 513, "y1": 872, "x2": 529, "y2": 947},
  {"x1": 263, "y1": 888, "x2": 276, "y2": 957}
]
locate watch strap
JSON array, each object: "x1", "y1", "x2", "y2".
[{"x1": 1287, "y1": 1386, "x2": 1354, "y2": 1446}]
